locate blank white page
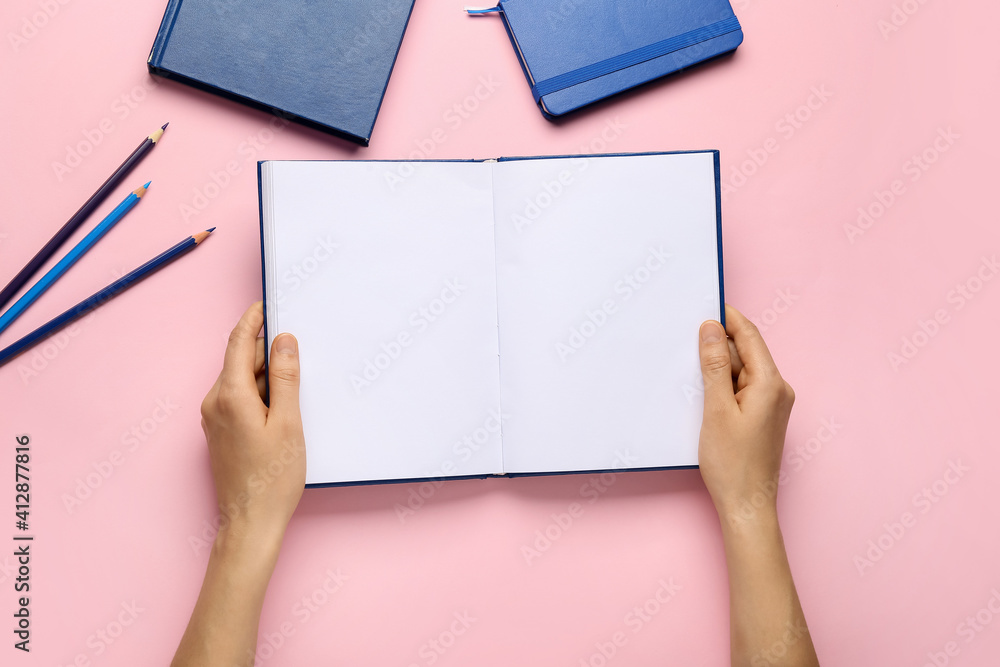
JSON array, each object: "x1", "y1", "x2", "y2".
[
  {"x1": 261, "y1": 161, "x2": 503, "y2": 485},
  {"x1": 491, "y1": 152, "x2": 721, "y2": 473}
]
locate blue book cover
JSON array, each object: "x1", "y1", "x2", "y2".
[
  {"x1": 147, "y1": 0, "x2": 416, "y2": 146},
  {"x1": 476, "y1": 0, "x2": 743, "y2": 118}
]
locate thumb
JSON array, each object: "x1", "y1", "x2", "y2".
[
  {"x1": 268, "y1": 333, "x2": 301, "y2": 421},
  {"x1": 699, "y1": 321, "x2": 735, "y2": 408}
]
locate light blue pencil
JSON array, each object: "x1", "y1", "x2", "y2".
[{"x1": 0, "y1": 182, "x2": 149, "y2": 336}]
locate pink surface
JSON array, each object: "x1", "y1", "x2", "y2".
[{"x1": 2, "y1": 0, "x2": 999, "y2": 664}]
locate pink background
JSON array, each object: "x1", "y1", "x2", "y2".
[{"x1": 2, "y1": 1, "x2": 999, "y2": 665}]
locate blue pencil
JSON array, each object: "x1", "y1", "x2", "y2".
[
  {"x1": 0, "y1": 228, "x2": 215, "y2": 367},
  {"x1": 0, "y1": 182, "x2": 150, "y2": 336}
]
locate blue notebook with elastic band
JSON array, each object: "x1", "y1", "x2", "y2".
[{"x1": 468, "y1": 0, "x2": 743, "y2": 118}]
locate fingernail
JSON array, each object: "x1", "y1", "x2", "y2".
[
  {"x1": 701, "y1": 321, "x2": 722, "y2": 343},
  {"x1": 276, "y1": 334, "x2": 297, "y2": 355}
]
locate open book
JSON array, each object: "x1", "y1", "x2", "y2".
[{"x1": 258, "y1": 152, "x2": 724, "y2": 487}]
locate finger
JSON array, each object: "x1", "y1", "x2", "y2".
[
  {"x1": 699, "y1": 320, "x2": 736, "y2": 409},
  {"x1": 723, "y1": 304, "x2": 779, "y2": 380},
  {"x1": 221, "y1": 302, "x2": 265, "y2": 392},
  {"x1": 728, "y1": 338, "x2": 744, "y2": 378},
  {"x1": 256, "y1": 369, "x2": 268, "y2": 401},
  {"x1": 267, "y1": 333, "x2": 301, "y2": 424},
  {"x1": 254, "y1": 336, "x2": 266, "y2": 375},
  {"x1": 253, "y1": 335, "x2": 267, "y2": 399},
  {"x1": 735, "y1": 365, "x2": 750, "y2": 394}
]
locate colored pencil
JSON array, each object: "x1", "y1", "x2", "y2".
[
  {"x1": 0, "y1": 123, "x2": 168, "y2": 311},
  {"x1": 0, "y1": 183, "x2": 150, "y2": 336},
  {"x1": 0, "y1": 228, "x2": 215, "y2": 367}
]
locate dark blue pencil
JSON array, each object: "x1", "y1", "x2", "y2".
[{"x1": 0, "y1": 228, "x2": 214, "y2": 367}]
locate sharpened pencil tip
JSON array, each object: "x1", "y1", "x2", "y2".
[
  {"x1": 143, "y1": 181, "x2": 151, "y2": 189},
  {"x1": 193, "y1": 229, "x2": 214, "y2": 244},
  {"x1": 207, "y1": 227, "x2": 216, "y2": 233},
  {"x1": 162, "y1": 122, "x2": 169, "y2": 130}
]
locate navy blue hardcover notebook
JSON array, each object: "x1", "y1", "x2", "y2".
[
  {"x1": 148, "y1": 0, "x2": 415, "y2": 146},
  {"x1": 470, "y1": 0, "x2": 743, "y2": 118},
  {"x1": 258, "y1": 151, "x2": 724, "y2": 487}
]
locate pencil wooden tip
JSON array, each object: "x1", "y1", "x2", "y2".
[
  {"x1": 133, "y1": 182, "x2": 150, "y2": 197},
  {"x1": 193, "y1": 229, "x2": 214, "y2": 244},
  {"x1": 150, "y1": 126, "x2": 165, "y2": 143}
]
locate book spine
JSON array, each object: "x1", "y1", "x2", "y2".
[
  {"x1": 712, "y1": 150, "x2": 726, "y2": 329},
  {"x1": 257, "y1": 160, "x2": 271, "y2": 404},
  {"x1": 147, "y1": 0, "x2": 185, "y2": 70}
]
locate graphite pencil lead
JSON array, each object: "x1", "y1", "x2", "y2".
[{"x1": 150, "y1": 123, "x2": 167, "y2": 143}]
